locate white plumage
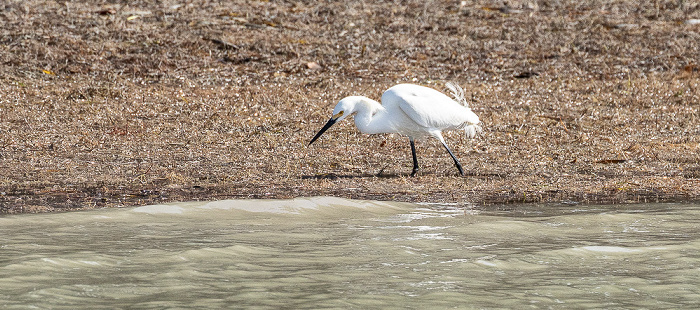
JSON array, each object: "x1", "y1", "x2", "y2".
[{"x1": 309, "y1": 83, "x2": 481, "y2": 176}]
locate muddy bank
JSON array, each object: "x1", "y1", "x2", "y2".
[{"x1": 1, "y1": 0, "x2": 699, "y2": 213}]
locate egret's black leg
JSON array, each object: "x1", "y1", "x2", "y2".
[
  {"x1": 441, "y1": 142, "x2": 464, "y2": 176},
  {"x1": 410, "y1": 138, "x2": 419, "y2": 177}
]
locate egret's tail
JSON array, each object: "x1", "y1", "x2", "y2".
[
  {"x1": 465, "y1": 124, "x2": 482, "y2": 139},
  {"x1": 447, "y1": 82, "x2": 481, "y2": 138},
  {"x1": 445, "y1": 81, "x2": 469, "y2": 108}
]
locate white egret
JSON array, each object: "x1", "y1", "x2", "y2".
[{"x1": 309, "y1": 83, "x2": 481, "y2": 176}]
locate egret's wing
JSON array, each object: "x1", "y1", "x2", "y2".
[{"x1": 385, "y1": 84, "x2": 478, "y2": 130}]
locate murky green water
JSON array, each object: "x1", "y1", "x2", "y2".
[{"x1": 1, "y1": 197, "x2": 699, "y2": 309}]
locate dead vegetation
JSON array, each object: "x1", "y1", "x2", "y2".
[{"x1": 1, "y1": 0, "x2": 699, "y2": 213}]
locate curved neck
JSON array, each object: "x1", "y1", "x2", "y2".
[{"x1": 352, "y1": 97, "x2": 390, "y2": 134}]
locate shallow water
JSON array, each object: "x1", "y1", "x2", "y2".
[{"x1": 1, "y1": 197, "x2": 699, "y2": 309}]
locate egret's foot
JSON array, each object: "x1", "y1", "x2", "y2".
[
  {"x1": 375, "y1": 168, "x2": 386, "y2": 177},
  {"x1": 410, "y1": 168, "x2": 419, "y2": 177}
]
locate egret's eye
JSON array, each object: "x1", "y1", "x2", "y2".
[{"x1": 333, "y1": 111, "x2": 344, "y2": 119}]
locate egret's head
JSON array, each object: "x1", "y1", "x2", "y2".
[
  {"x1": 332, "y1": 96, "x2": 365, "y2": 122},
  {"x1": 308, "y1": 97, "x2": 361, "y2": 146}
]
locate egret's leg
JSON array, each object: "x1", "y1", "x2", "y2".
[
  {"x1": 410, "y1": 138, "x2": 419, "y2": 177},
  {"x1": 434, "y1": 133, "x2": 464, "y2": 176},
  {"x1": 442, "y1": 142, "x2": 464, "y2": 176}
]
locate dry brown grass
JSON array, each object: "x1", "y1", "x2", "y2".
[{"x1": 1, "y1": 0, "x2": 699, "y2": 213}]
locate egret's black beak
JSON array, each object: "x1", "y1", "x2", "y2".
[{"x1": 309, "y1": 117, "x2": 337, "y2": 146}]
